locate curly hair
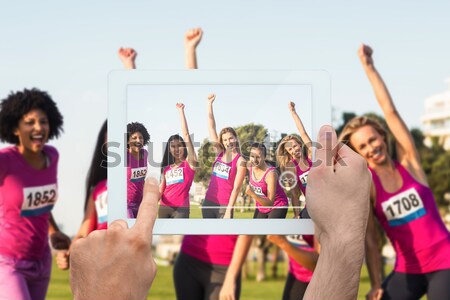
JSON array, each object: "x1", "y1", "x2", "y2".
[
  {"x1": 0, "y1": 88, "x2": 64, "y2": 144},
  {"x1": 127, "y1": 122, "x2": 150, "y2": 145}
]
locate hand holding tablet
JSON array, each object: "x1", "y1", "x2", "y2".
[{"x1": 70, "y1": 178, "x2": 159, "y2": 300}]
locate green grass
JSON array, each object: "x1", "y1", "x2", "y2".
[
  {"x1": 177, "y1": 203, "x2": 296, "y2": 219},
  {"x1": 47, "y1": 259, "x2": 392, "y2": 300}
]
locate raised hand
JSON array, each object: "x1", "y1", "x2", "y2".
[
  {"x1": 176, "y1": 102, "x2": 185, "y2": 111},
  {"x1": 208, "y1": 93, "x2": 216, "y2": 104},
  {"x1": 118, "y1": 47, "x2": 137, "y2": 70},
  {"x1": 358, "y1": 44, "x2": 374, "y2": 68},
  {"x1": 288, "y1": 101, "x2": 296, "y2": 112},
  {"x1": 184, "y1": 27, "x2": 203, "y2": 49}
]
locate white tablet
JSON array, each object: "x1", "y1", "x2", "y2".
[{"x1": 108, "y1": 70, "x2": 330, "y2": 234}]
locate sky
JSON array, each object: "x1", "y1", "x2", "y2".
[{"x1": 1, "y1": 1, "x2": 449, "y2": 235}]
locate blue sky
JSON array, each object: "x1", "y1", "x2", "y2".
[{"x1": 1, "y1": 1, "x2": 449, "y2": 235}]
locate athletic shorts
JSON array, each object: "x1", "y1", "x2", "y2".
[
  {"x1": 158, "y1": 206, "x2": 190, "y2": 218},
  {"x1": 381, "y1": 269, "x2": 450, "y2": 300},
  {"x1": 173, "y1": 251, "x2": 241, "y2": 300}
]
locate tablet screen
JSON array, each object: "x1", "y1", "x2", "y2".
[{"x1": 108, "y1": 70, "x2": 330, "y2": 234}]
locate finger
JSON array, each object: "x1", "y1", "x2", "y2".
[
  {"x1": 109, "y1": 219, "x2": 128, "y2": 231},
  {"x1": 314, "y1": 125, "x2": 337, "y2": 171},
  {"x1": 133, "y1": 177, "x2": 159, "y2": 241}
]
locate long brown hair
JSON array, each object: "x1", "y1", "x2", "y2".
[
  {"x1": 338, "y1": 116, "x2": 388, "y2": 151},
  {"x1": 276, "y1": 134, "x2": 307, "y2": 170},
  {"x1": 218, "y1": 127, "x2": 241, "y2": 153}
]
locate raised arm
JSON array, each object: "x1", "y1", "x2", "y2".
[
  {"x1": 358, "y1": 44, "x2": 420, "y2": 165},
  {"x1": 289, "y1": 101, "x2": 312, "y2": 156},
  {"x1": 118, "y1": 47, "x2": 137, "y2": 70},
  {"x1": 245, "y1": 170, "x2": 278, "y2": 207},
  {"x1": 176, "y1": 103, "x2": 198, "y2": 169},
  {"x1": 207, "y1": 94, "x2": 220, "y2": 144},
  {"x1": 224, "y1": 157, "x2": 247, "y2": 219},
  {"x1": 267, "y1": 235, "x2": 319, "y2": 271},
  {"x1": 219, "y1": 235, "x2": 253, "y2": 300},
  {"x1": 184, "y1": 27, "x2": 203, "y2": 69}
]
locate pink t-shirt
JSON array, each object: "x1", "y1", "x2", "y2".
[
  {"x1": 181, "y1": 235, "x2": 239, "y2": 265},
  {"x1": 160, "y1": 160, "x2": 195, "y2": 207},
  {"x1": 370, "y1": 161, "x2": 450, "y2": 273},
  {"x1": 205, "y1": 152, "x2": 241, "y2": 205},
  {"x1": 0, "y1": 146, "x2": 58, "y2": 260},
  {"x1": 127, "y1": 149, "x2": 148, "y2": 206},
  {"x1": 293, "y1": 158, "x2": 312, "y2": 195},
  {"x1": 248, "y1": 166, "x2": 288, "y2": 214},
  {"x1": 92, "y1": 180, "x2": 108, "y2": 231},
  {"x1": 289, "y1": 245, "x2": 314, "y2": 282}
]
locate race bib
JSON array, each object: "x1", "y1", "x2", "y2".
[
  {"x1": 382, "y1": 188, "x2": 426, "y2": 227},
  {"x1": 130, "y1": 167, "x2": 147, "y2": 182},
  {"x1": 21, "y1": 183, "x2": 58, "y2": 217},
  {"x1": 298, "y1": 171, "x2": 309, "y2": 188},
  {"x1": 165, "y1": 168, "x2": 184, "y2": 185},
  {"x1": 249, "y1": 183, "x2": 264, "y2": 196},
  {"x1": 95, "y1": 190, "x2": 108, "y2": 224},
  {"x1": 212, "y1": 161, "x2": 231, "y2": 180}
]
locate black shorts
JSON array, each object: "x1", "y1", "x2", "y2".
[
  {"x1": 158, "y1": 206, "x2": 190, "y2": 218},
  {"x1": 282, "y1": 272, "x2": 309, "y2": 300},
  {"x1": 253, "y1": 207, "x2": 288, "y2": 219},
  {"x1": 173, "y1": 252, "x2": 241, "y2": 300},
  {"x1": 202, "y1": 199, "x2": 232, "y2": 219},
  {"x1": 381, "y1": 269, "x2": 450, "y2": 300}
]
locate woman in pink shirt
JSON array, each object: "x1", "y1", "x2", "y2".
[
  {"x1": 0, "y1": 88, "x2": 71, "y2": 300},
  {"x1": 276, "y1": 101, "x2": 313, "y2": 218},
  {"x1": 339, "y1": 44, "x2": 450, "y2": 300},
  {"x1": 202, "y1": 93, "x2": 247, "y2": 219},
  {"x1": 274, "y1": 103, "x2": 319, "y2": 300},
  {"x1": 246, "y1": 142, "x2": 288, "y2": 219},
  {"x1": 127, "y1": 121, "x2": 150, "y2": 218},
  {"x1": 159, "y1": 103, "x2": 197, "y2": 218}
]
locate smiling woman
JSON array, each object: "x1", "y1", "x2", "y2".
[
  {"x1": 0, "y1": 88, "x2": 71, "y2": 300},
  {"x1": 126, "y1": 121, "x2": 150, "y2": 218}
]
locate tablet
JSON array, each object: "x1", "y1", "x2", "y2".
[{"x1": 108, "y1": 70, "x2": 330, "y2": 234}]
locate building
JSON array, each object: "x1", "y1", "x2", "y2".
[{"x1": 421, "y1": 79, "x2": 450, "y2": 150}]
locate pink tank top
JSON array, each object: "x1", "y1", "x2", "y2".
[
  {"x1": 249, "y1": 166, "x2": 288, "y2": 214},
  {"x1": 127, "y1": 149, "x2": 148, "y2": 206},
  {"x1": 92, "y1": 180, "x2": 108, "y2": 231},
  {"x1": 288, "y1": 237, "x2": 315, "y2": 283},
  {"x1": 370, "y1": 161, "x2": 450, "y2": 273},
  {"x1": 0, "y1": 146, "x2": 58, "y2": 260},
  {"x1": 181, "y1": 235, "x2": 239, "y2": 265},
  {"x1": 293, "y1": 158, "x2": 312, "y2": 195},
  {"x1": 205, "y1": 152, "x2": 240, "y2": 205},
  {"x1": 160, "y1": 160, "x2": 195, "y2": 207}
]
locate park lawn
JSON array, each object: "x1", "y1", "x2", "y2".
[
  {"x1": 47, "y1": 259, "x2": 391, "y2": 300},
  {"x1": 185, "y1": 203, "x2": 296, "y2": 219}
]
